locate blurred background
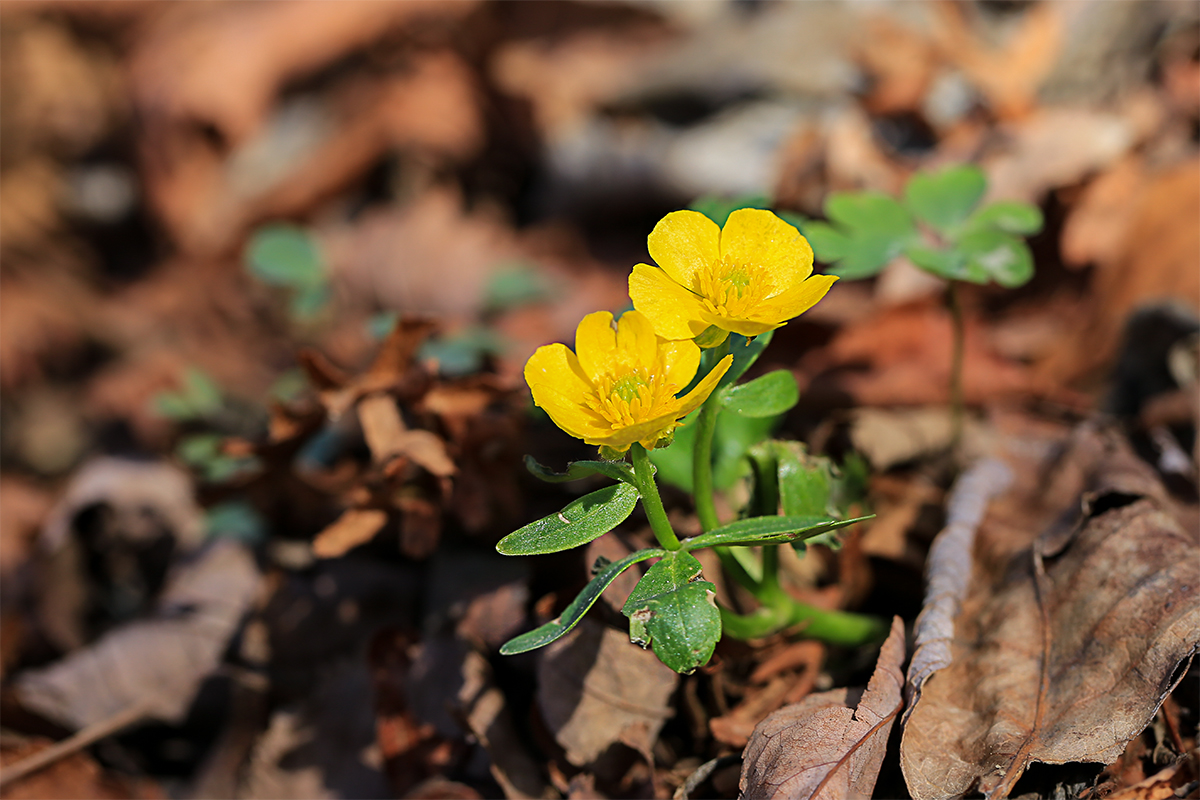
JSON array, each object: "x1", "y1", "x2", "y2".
[{"x1": 0, "y1": 1, "x2": 1197, "y2": 798}]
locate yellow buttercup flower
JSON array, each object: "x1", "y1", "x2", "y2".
[
  {"x1": 629, "y1": 208, "x2": 838, "y2": 342},
  {"x1": 525, "y1": 310, "x2": 732, "y2": 453}
]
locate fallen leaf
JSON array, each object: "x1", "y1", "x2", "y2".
[
  {"x1": 312, "y1": 508, "x2": 389, "y2": 559},
  {"x1": 0, "y1": 736, "x2": 162, "y2": 800},
  {"x1": 537, "y1": 618, "x2": 678, "y2": 768},
  {"x1": 739, "y1": 615, "x2": 906, "y2": 800},
  {"x1": 901, "y1": 429, "x2": 1200, "y2": 800},
  {"x1": 15, "y1": 539, "x2": 260, "y2": 729}
]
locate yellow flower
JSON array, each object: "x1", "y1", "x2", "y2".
[
  {"x1": 629, "y1": 208, "x2": 838, "y2": 342},
  {"x1": 524, "y1": 310, "x2": 732, "y2": 453}
]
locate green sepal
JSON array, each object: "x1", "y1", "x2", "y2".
[
  {"x1": 498, "y1": 548, "x2": 664, "y2": 655},
  {"x1": 903, "y1": 165, "x2": 987, "y2": 235},
  {"x1": 694, "y1": 325, "x2": 730, "y2": 349},
  {"x1": 680, "y1": 514, "x2": 871, "y2": 551},
  {"x1": 496, "y1": 483, "x2": 639, "y2": 555},
  {"x1": 721, "y1": 369, "x2": 799, "y2": 418},
  {"x1": 524, "y1": 455, "x2": 637, "y2": 487},
  {"x1": 622, "y1": 551, "x2": 720, "y2": 674}
]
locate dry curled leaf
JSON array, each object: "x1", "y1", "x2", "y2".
[
  {"x1": 901, "y1": 429, "x2": 1200, "y2": 800},
  {"x1": 739, "y1": 616, "x2": 906, "y2": 800}
]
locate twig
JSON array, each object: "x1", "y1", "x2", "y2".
[
  {"x1": 674, "y1": 753, "x2": 742, "y2": 800},
  {"x1": 0, "y1": 698, "x2": 152, "y2": 790}
]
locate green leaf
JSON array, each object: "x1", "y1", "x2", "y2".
[
  {"x1": 722, "y1": 369, "x2": 799, "y2": 418},
  {"x1": 816, "y1": 193, "x2": 917, "y2": 279},
  {"x1": 962, "y1": 201, "x2": 1043, "y2": 236},
  {"x1": 623, "y1": 552, "x2": 719, "y2": 674},
  {"x1": 719, "y1": 330, "x2": 775, "y2": 389},
  {"x1": 956, "y1": 230, "x2": 1034, "y2": 288},
  {"x1": 524, "y1": 455, "x2": 637, "y2": 487},
  {"x1": 290, "y1": 283, "x2": 330, "y2": 320},
  {"x1": 681, "y1": 515, "x2": 871, "y2": 550},
  {"x1": 485, "y1": 263, "x2": 549, "y2": 310},
  {"x1": 499, "y1": 548, "x2": 664, "y2": 655},
  {"x1": 712, "y1": 413, "x2": 780, "y2": 490},
  {"x1": 690, "y1": 194, "x2": 771, "y2": 227},
  {"x1": 904, "y1": 243, "x2": 962, "y2": 279},
  {"x1": 903, "y1": 165, "x2": 987, "y2": 234},
  {"x1": 801, "y1": 221, "x2": 852, "y2": 262},
  {"x1": 246, "y1": 224, "x2": 325, "y2": 288},
  {"x1": 496, "y1": 483, "x2": 639, "y2": 555},
  {"x1": 776, "y1": 445, "x2": 834, "y2": 518}
]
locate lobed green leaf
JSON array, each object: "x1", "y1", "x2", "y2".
[
  {"x1": 496, "y1": 483, "x2": 639, "y2": 555},
  {"x1": 956, "y1": 230, "x2": 1034, "y2": 288},
  {"x1": 903, "y1": 165, "x2": 987, "y2": 234},
  {"x1": 498, "y1": 548, "x2": 664, "y2": 655},
  {"x1": 623, "y1": 551, "x2": 720, "y2": 674},
  {"x1": 962, "y1": 201, "x2": 1043, "y2": 236}
]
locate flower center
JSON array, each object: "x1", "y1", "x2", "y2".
[
  {"x1": 588, "y1": 368, "x2": 681, "y2": 430},
  {"x1": 696, "y1": 256, "x2": 774, "y2": 318}
]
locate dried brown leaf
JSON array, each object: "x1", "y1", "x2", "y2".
[
  {"x1": 901, "y1": 431, "x2": 1200, "y2": 800},
  {"x1": 538, "y1": 619, "x2": 678, "y2": 768},
  {"x1": 312, "y1": 508, "x2": 388, "y2": 559},
  {"x1": 739, "y1": 616, "x2": 906, "y2": 800}
]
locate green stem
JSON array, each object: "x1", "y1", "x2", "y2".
[
  {"x1": 692, "y1": 338, "x2": 731, "y2": 533},
  {"x1": 630, "y1": 443, "x2": 680, "y2": 551},
  {"x1": 948, "y1": 281, "x2": 965, "y2": 452},
  {"x1": 720, "y1": 598, "x2": 886, "y2": 646}
]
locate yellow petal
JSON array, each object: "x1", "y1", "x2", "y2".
[
  {"x1": 698, "y1": 310, "x2": 780, "y2": 338},
  {"x1": 675, "y1": 354, "x2": 733, "y2": 416},
  {"x1": 720, "y1": 209, "x2": 814, "y2": 290},
  {"x1": 529, "y1": 382, "x2": 612, "y2": 441},
  {"x1": 585, "y1": 408, "x2": 683, "y2": 452},
  {"x1": 574, "y1": 310, "x2": 616, "y2": 384},
  {"x1": 615, "y1": 310, "x2": 658, "y2": 373},
  {"x1": 524, "y1": 342, "x2": 592, "y2": 396},
  {"x1": 629, "y1": 263, "x2": 709, "y2": 341},
  {"x1": 657, "y1": 338, "x2": 701, "y2": 392},
  {"x1": 647, "y1": 210, "x2": 720, "y2": 290},
  {"x1": 755, "y1": 274, "x2": 838, "y2": 323}
]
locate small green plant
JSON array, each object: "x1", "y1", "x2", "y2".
[
  {"x1": 801, "y1": 165, "x2": 1044, "y2": 446},
  {"x1": 245, "y1": 223, "x2": 330, "y2": 322},
  {"x1": 497, "y1": 209, "x2": 885, "y2": 675},
  {"x1": 152, "y1": 366, "x2": 260, "y2": 482}
]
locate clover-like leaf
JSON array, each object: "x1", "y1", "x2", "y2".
[
  {"x1": 903, "y1": 165, "x2": 987, "y2": 235},
  {"x1": 622, "y1": 551, "x2": 720, "y2": 674},
  {"x1": 499, "y1": 548, "x2": 664, "y2": 655},
  {"x1": 524, "y1": 455, "x2": 638, "y2": 487},
  {"x1": 496, "y1": 483, "x2": 639, "y2": 555},
  {"x1": 681, "y1": 515, "x2": 870, "y2": 551},
  {"x1": 955, "y1": 230, "x2": 1034, "y2": 288},
  {"x1": 961, "y1": 200, "x2": 1043, "y2": 236},
  {"x1": 904, "y1": 243, "x2": 961, "y2": 280},
  {"x1": 809, "y1": 193, "x2": 917, "y2": 279},
  {"x1": 722, "y1": 369, "x2": 799, "y2": 418}
]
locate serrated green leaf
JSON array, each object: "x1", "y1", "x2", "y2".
[
  {"x1": 622, "y1": 551, "x2": 719, "y2": 673},
  {"x1": 722, "y1": 369, "x2": 798, "y2": 418},
  {"x1": 499, "y1": 547, "x2": 664, "y2": 655},
  {"x1": 957, "y1": 230, "x2": 1034, "y2": 288},
  {"x1": 496, "y1": 483, "x2": 639, "y2": 555},
  {"x1": 681, "y1": 514, "x2": 871, "y2": 550},
  {"x1": 246, "y1": 224, "x2": 325, "y2": 288},
  {"x1": 903, "y1": 165, "x2": 987, "y2": 234},
  {"x1": 524, "y1": 455, "x2": 638, "y2": 487},
  {"x1": 962, "y1": 201, "x2": 1043, "y2": 236}
]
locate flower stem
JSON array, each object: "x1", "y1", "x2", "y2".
[
  {"x1": 948, "y1": 281, "x2": 965, "y2": 452},
  {"x1": 630, "y1": 443, "x2": 680, "y2": 551},
  {"x1": 692, "y1": 338, "x2": 732, "y2": 533}
]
